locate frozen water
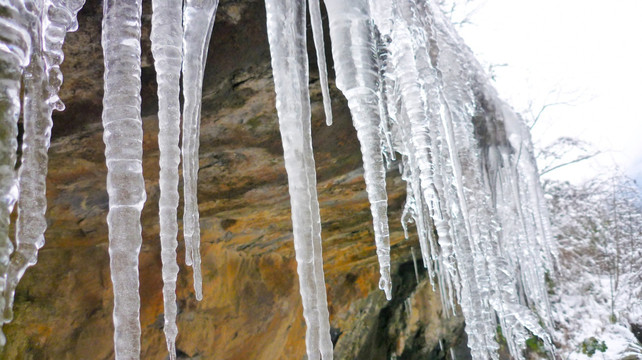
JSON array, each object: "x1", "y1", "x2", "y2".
[
  {"x1": 102, "y1": 0, "x2": 146, "y2": 358},
  {"x1": 307, "y1": 0, "x2": 333, "y2": 126},
  {"x1": 181, "y1": 0, "x2": 219, "y2": 301},
  {"x1": 0, "y1": 0, "x2": 32, "y2": 346},
  {"x1": 324, "y1": 0, "x2": 393, "y2": 301},
  {"x1": 265, "y1": 0, "x2": 333, "y2": 358},
  {"x1": 5, "y1": 0, "x2": 85, "y2": 330},
  {"x1": 151, "y1": 0, "x2": 182, "y2": 357},
  {"x1": 0, "y1": 1, "x2": 557, "y2": 359}
]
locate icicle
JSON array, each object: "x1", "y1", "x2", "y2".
[
  {"x1": 373, "y1": 33, "x2": 396, "y2": 162},
  {"x1": 181, "y1": 0, "x2": 218, "y2": 301},
  {"x1": 387, "y1": 16, "x2": 445, "y2": 270},
  {"x1": 411, "y1": 247, "x2": 419, "y2": 283},
  {"x1": 264, "y1": 0, "x2": 332, "y2": 358},
  {"x1": 307, "y1": 0, "x2": 332, "y2": 126},
  {"x1": 151, "y1": 0, "x2": 182, "y2": 357},
  {"x1": 0, "y1": 0, "x2": 32, "y2": 346},
  {"x1": 3, "y1": 0, "x2": 85, "y2": 329},
  {"x1": 313, "y1": 1, "x2": 555, "y2": 358},
  {"x1": 324, "y1": 0, "x2": 392, "y2": 301},
  {"x1": 102, "y1": 0, "x2": 146, "y2": 358}
]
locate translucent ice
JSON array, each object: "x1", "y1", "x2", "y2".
[
  {"x1": 265, "y1": 0, "x2": 332, "y2": 358},
  {"x1": 181, "y1": 0, "x2": 219, "y2": 300},
  {"x1": 0, "y1": 0, "x2": 32, "y2": 346},
  {"x1": 102, "y1": 0, "x2": 146, "y2": 358},
  {"x1": 151, "y1": 0, "x2": 182, "y2": 357},
  {"x1": 5, "y1": 0, "x2": 85, "y2": 329}
]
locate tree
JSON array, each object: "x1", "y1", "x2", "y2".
[{"x1": 543, "y1": 175, "x2": 642, "y2": 358}]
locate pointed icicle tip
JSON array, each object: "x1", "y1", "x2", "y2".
[{"x1": 379, "y1": 267, "x2": 392, "y2": 300}]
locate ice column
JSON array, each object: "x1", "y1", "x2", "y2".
[
  {"x1": 324, "y1": 0, "x2": 393, "y2": 300},
  {"x1": 181, "y1": 0, "x2": 219, "y2": 300},
  {"x1": 0, "y1": 0, "x2": 31, "y2": 346},
  {"x1": 4, "y1": 0, "x2": 85, "y2": 327},
  {"x1": 102, "y1": 0, "x2": 146, "y2": 358},
  {"x1": 264, "y1": 0, "x2": 333, "y2": 358},
  {"x1": 151, "y1": 0, "x2": 182, "y2": 357}
]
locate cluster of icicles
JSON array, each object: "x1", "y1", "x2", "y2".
[{"x1": 0, "y1": 0, "x2": 557, "y2": 359}]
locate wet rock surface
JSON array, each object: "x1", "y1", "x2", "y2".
[{"x1": 3, "y1": 1, "x2": 466, "y2": 359}]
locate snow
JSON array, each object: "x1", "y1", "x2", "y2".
[
  {"x1": 551, "y1": 274, "x2": 642, "y2": 359},
  {"x1": 545, "y1": 177, "x2": 642, "y2": 359}
]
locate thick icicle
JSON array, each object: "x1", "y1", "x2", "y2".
[
  {"x1": 151, "y1": 0, "x2": 182, "y2": 357},
  {"x1": 181, "y1": 0, "x2": 219, "y2": 300},
  {"x1": 102, "y1": 0, "x2": 146, "y2": 358},
  {"x1": 0, "y1": 0, "x2": 32, "y2": 346},
  {"x1": 307, "y1": 0, "x2": 332, "y2": 126},
  {"x1": 324, "y1": 0, "x2": 393, "y2": 300},
  {"x1": 4, "y1": 0, "x2": 85, "y2": 328},
  {"x1": 264, "y1": 0, "x2": 332, "y2": 358}
]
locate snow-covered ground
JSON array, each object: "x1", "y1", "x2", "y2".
[
  {"x1": 550, "y1": 274, "x2": 641, "y2": 359},
  {"x1": 544, "y1": 178, "x2": 642, "y2": 359}
]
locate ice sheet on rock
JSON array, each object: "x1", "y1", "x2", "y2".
[
  {"x1": 151, "y1": 0, "x2": 182, "y2": 357},
  {"x1": 181, "y1": 0, "x2": 219, "y2": 301},
  {"x1": 4, "y1": 0, "x2": 85, "y2": 330},
  {"x1": 0, "y1": 0, "x2": 32, "y2": 346},
  {"x1": 324, "y1": 0, "x2": 392, "y2": 301},
  {"x1": 102, "y1": 0, "x2": 146, "y2": 358},
  {"x1": 264, "y1": 0, "x2": 332, "y2": 358}
]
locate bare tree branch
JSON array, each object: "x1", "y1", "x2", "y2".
[
  {"x1": 529, "y1": 101, "x2": 573, "y2": 130},
  {"x1": 539, "y1": 151, "x2": 601, "y2": 176}
]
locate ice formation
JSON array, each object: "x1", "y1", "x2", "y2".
[
  {"x1": 150, "y1": 0, "x2": 183, "y2": 356},
  {"x1": 267, "y1": 0, "x2": 556, "y2": 359},
  {"x1": 0, "y1": 0, "x2": 30, "y2": 347},
  {"x1": 102, "y1": 0, "x2": 147, "y2": 357},
  {"x1": 0, "y1": 0, "x2": 84, "y2": 346},
  {"x1": 181, "y1": 0, "x2": 219, "y2": 301},
  {"x1": 0, "y1": 0, "x2": 556, "y2": 359},
  {"x1": 307, "y1": 0, "x2": 333, "y2": 126},
  {"x1": 264, "y1": 0, "x2": 333, "y2": 358}
]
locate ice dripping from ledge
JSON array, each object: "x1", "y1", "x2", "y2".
[{"x1": 264, "y1": 0, "x2": 556, "y2": 359}]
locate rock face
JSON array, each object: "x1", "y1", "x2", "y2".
[{"x1": 2, "y1": 1, "x2": 466, "y2": 359}]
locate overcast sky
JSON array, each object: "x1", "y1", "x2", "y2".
[{"x1": 456, "y1": 0, "x2": 642, "y2": 183}]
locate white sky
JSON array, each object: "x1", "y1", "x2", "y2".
[{"x1": 456, "y1": 0, "x2": 642, "y2": 183}]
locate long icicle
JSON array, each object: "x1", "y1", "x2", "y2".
[
  {"x1": 181, "y1": 0, "x2": 218, "y2": 300},
  {"x1": 102, "y1": 0, "x2": 146, "y2": 357},
  {"x1": 265, "y1": 0, "x2": 332, "y2": 358},
  {"x1": 304, "y1": 47, "x2": 334, "y2": 360},
  {"x1": 307, "y1": 0, "x2": 332, "y2": 126},
  {"x1": 4, "y1": 0, "x2": 85, "y2": 328},
  {"x1": 151, "y1": 0, "x2": 182, "y2": 357},
  {"x1": 0, "y1": 0, "x2": 32, "y2": 346},
  {"x1": 324, "y1": 0, "x2": 393, "y2": 300}
]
